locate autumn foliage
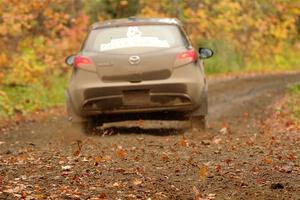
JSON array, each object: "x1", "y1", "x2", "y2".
[
  {"x1": 0, "y1": 0, "x2": 88, "y2": 116},
  {"x1": 139, "y1": 0, "x2": 300, "y2": 71},
  {"x1": 0, "y1": 0, "x2": 88, "y2": 85}
]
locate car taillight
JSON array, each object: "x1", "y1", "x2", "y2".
[
  {"x1": 175, "y1": 49, "x2": 197, "y2": 67},
  {"x1": 74, "y1": 56, "x2": 93, "y2": 68},
  {"x1": 73, "y1": 56, "x2": 96, "y2": 72}
]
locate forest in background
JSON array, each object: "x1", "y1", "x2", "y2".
[{"x1": 0, "y1": 0, "x2": 300, "y2": 118}]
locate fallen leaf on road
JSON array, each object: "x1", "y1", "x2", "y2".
[
  {"x1": 34, "y1": 194, "x2": 46, "y2": 199},
  {"x1": 61, "y1": 165, "x2": 72, "y2": 171},
  {"x1": 279, "y1": 165, "x2": 293, "y2": 173},
  {"x1": 94, "y1": 156, "x2": 103, "y2": 166},
  {"x1": 73, "y1": 149, "x2": 81, "y2": 157},
  {"x1": 212, "y1": 138, "x2": 222, "y2": 144},
  {"x1": 99, "y1": 192, "x2": 107, "y2": 199},
  {"x1": 215, "y1": 164, "x2": 221, "y2": 173},
  {"x1": 179, "y1": 136, "x2": 189, "y2": 147},
  {"x1": 116, "y1": 147, "x2": 126, "y2": 159},
  {"x1": 73, "y1": 140, "x2": 83, "y2": 156},
  {"x1": 193, "y1": 186, "x2": 201, "y2": 200},
  {"x1": 113, "y1": 182, "x2": 120, "y2": 187},
  {"x1": 103, "y1": 155, "x2": 112, "y2": 161},
  {"x1": 264, "y1": 157, "x2": 273, "y2": 164},
  {"x1": 219, "y1": 127, "x2": 228, "y2": 134},
  {"x1": 256, "y1": 179, "x2": 265, "y2": 185},
  {"x1": 244, "y1": 112, "x2": 249, "y2": 117},
  {"x1": 161, "y1": 152, "x2": 169, "y2": 161},
  {"x1": 82, "y1": 157, "x2": 89, "y2": 162},
  {"x1": 199, "y1": 166, "x2": 207, "y2": 181},
  {"x1": 287, "y1": 153, "x2": 296, "y2": 161},
  {"x1": 207, "y1": 193, "x2": 216, "y2": 200},
  {"x1": 132, "y1": 178, "x2": 142, "y2": 186},
  {"x1": 3, "y1": 184, "x2": 26, "y2": 194},
  {"x1": 224, "y1": 159, "x2": 232, "y2": 166}
]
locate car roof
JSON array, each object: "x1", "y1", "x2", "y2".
[{"x1": 91, "y1": 17, "x2": 183, "y2": 30}]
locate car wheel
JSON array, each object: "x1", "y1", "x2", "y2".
[
  {"x1": 66, "y1": 96, "x2": 86, "y2": 123},
  {"x1": 72, "y1": 120, "x2": 102, "y2": 135},
  {"x1": 190, "y1": 115, "x2": 207, "y2": 131}
]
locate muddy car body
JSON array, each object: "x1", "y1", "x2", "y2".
[{"x1": 65, "y1": 18, "x2": 213, "y2": 132}]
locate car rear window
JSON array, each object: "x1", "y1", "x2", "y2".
[{"x1": 83, "y1": 25, "x2": 188, "y2": 52}]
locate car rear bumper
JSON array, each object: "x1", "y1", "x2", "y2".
[
  {"x1": 67, "y1": 63, "x2": 206, "y2": 117},
  {"x1": 81, "y1": 90, "x2": 194, "y2": 115}
]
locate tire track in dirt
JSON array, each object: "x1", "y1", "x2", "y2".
[{"x1": 208, "y1": 73, "x2": 300, "y2": 129}]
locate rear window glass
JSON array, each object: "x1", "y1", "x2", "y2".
[{"x1": 84, "y1": 25, "x2": 188, "y2": 52}]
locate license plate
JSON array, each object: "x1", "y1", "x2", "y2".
[{"x1": 123, "y1": 90, "x2": 150, "y2": 106}]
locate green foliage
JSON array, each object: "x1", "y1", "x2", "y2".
[
  {"x1": 287, "y1": 82, "x2": 300, "y2": 119},
  {"x1": 197, "y1": 39, "x2": 244, "y2": 74},
  {"x1": 0, "y1": 90, "x2": 12, "y2": 117},
  {"x1": 0, "y1": 76, "x2": 67, "y2": 118},
  {"x1": 288, "y1": 82, "x2": 300, "y2": 96},
  {"x1": 294, "y1": 107, "x2": 300, "y2": 118}
]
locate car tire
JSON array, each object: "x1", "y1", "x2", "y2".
[
  {"x1": 71, "y1": 120, "x2": 102, "y2": 135},
  {"x1": 66, "y1": 95, "x2": 87, "y2": 123},
  {"x1": 190, "y1": 115, "x2": 207, "y2": 131}
]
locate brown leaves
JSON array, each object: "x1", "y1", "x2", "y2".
[
  {"x1": 193, "y1": 186, "x2": 216, "y2": 200},
  {"x1": 132, "y1": 178, "x2": 142, "y2": 186},
  {"x1": 224, "y1": 159, "x2": 232, "y2": 166},
  {"x1": 287, "y1": 153, "x2": 296, "y2": 161},
  {"x1": 61, "y1": 165, "x2": 72, "y2": 171},
  {"x1": 116, "y1": 146, "x2": 126, "y2": 159},
  {"x1": 179, "y1": 136, "x2": 189, "y2": 147},
  {"x1": 219, "y1": 122, "x2": 231, "y2": 134},
  {"x1": 161, "y1": 152, "x2": 169, "y2": 161},
  {"x1": 215, "y1": 164, "x2": 221, "y2": 173},
  {"x1": 193, "y1": 186, "x2": 201, "y2": 200},
  {"x1": 199, "y1": 166, "x2": 208, "y2": 181},
  {"x1": 98, "y1": 192, "x2": 107, "y2": 199},
  {"x1": 264, "y1": 157, "x2": 273, "y2": 165},
  {"x1": 94, "y1": 156, "x2": 103, "y2": 166},
  {"x1": 73, "y1": 140, "x2": 83, "y2": 156}
]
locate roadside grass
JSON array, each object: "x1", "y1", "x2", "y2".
[
  {"x1": 200, "y1": 40, "x2": 300, "y2": 74},
  {"x1": 287, "y1": 82, "x2": 300, "y2": 121},
  {"x1": 198, "y1": 39, "x2": 244, "y2": 74},
  {"x1": 0, "y1": 75, "x2": 67, "y2": 119}
]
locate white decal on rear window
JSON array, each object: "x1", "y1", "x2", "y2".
[
  {"x1": 127, "y1": 26, "x2": 142, "y2": 38},
  {"x1": 99, "y1": 26, "x2": 170, "y2": 51}
]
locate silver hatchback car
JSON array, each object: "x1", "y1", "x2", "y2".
[{"x1": 65, "y1": 17, "x2": 213, "y2": 133}]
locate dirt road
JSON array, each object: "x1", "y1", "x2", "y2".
[{"x1": 1, "y1": 73, "x2": 300, "y2": 199}]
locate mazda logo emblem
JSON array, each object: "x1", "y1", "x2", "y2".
[{"x1": 129, "y1": 55, "x2": 141, "y2": 65}]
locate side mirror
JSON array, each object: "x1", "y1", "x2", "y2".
[
  {"x1": 65, "y1": 55, "x2": 76, "y2": 66},
  {"x1": 198, "y1": 48, "x2": 214, "y2": 59}
]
